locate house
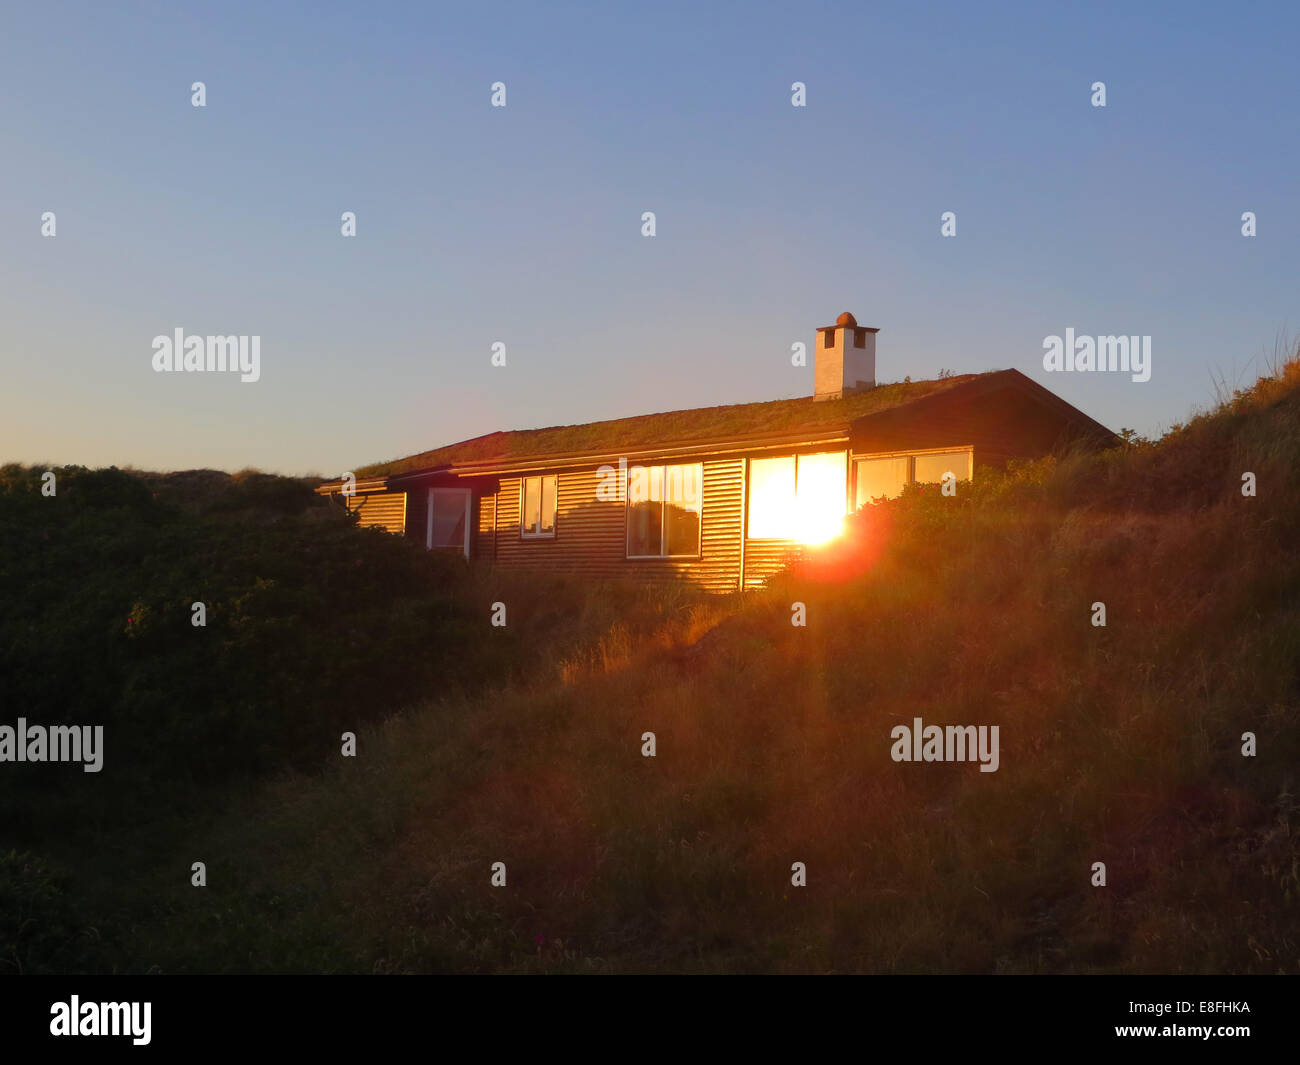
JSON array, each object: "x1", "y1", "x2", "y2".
[{"x1": 316, "y1": 313, "x2": 1116, "y2": 592}]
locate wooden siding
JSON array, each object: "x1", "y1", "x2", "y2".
[
  {"x1": 345, "y1": 454, "x2": 910, "y2": 591},
  {"x1": 698, "y1": 459, "x2": 744, "y2": 590},
  {"x1": 475, "y1": 490, "x2": 496, "y2": 561},
  {"x1": 404, "y1": 486, "x2": 428, "y2": 544},
  {"x1": 344, "y1": 490, "x2": 406, "y2": 535},
  {"x1": 465, "y1": 459, "x2": 747, "y2": 593},
  {"x1": 742, "y1": 538, "x2": 804, "y2": 590}
]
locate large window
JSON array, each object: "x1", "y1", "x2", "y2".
[
  {"x1": 626, "y1": 463, "x2": 701, "y2": 557},
  {"x1": 854, "y1": 449, "x2": 973, "y2": 508},
  {"x1": 747, "y1": 451, "x2": 848, "y2": 544},
  {"x1": 520, "y1": 475, "x2": 557, "y2": 538}
]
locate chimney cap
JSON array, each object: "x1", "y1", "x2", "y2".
[{"x1": 835, "y1": 311, "x2": 858, "y2": 327}]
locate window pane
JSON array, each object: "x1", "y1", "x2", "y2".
[
  {"x1": 627, "y1": 465, "x2": 662, "y2": 556},
  {"x1": 912, "y1": 450, "x2": 970, "y2": 484},
  {"x1": 855, "y1": 456, "x2": 910, "y2": 507},
  {"x1": 522, "y1": 477, "x2": 541, "y2": 534},
  {"x1": 795, "y1": 451, "x2": 847, "y2": 544},
  {"x1": 663, "y1": 463, "x2": 701, "y2": 556},
  {"x1": 627, "y1": 463, "x2": 661, "y2": 505},
  {"x1": 431, "y1": 490, "x2": 466, "y2": 548},
  {"x1": 627, "y1": 500, "x2": 662, "y2": 556},
  {"x1": 748, "y1": 456, "x2": 795, "y2": 539},
  {"x1": 540, "y1": 475, "x2": 557, "y2": 534}
]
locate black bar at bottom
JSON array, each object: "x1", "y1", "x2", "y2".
[{"x1": 0, "y1": 975, "x2": 1286, "y2": 1053}]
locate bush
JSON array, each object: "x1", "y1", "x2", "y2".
[
  {"x1": 0, "y1": 467, "x2": 495, "y2": 840},
  {"x1": 0, "y1": 850, "x2": 100, "y2": 974}
]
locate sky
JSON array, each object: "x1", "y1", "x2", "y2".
[{"x1": 2, "y1": 0, "x2": 1296, "y2": 476}]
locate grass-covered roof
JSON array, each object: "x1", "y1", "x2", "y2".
[{"x1": 355, "y1": 373, "x2": 986, "y2": 477}]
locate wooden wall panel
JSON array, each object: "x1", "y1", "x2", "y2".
[
  {"x1": 339, "y1": 462, "x2": 817, "y2": 591},
  {"x1": 475, "y1": 490, "x2": 497, "y2": 561},
  {"x1": 741, "y1": 538, "x2": 804, "y2": 590},
  {"x1": 696, "y1": 458, "x2": 744, "y2": 592},
  {"x1": 465, "y1": 458, "x2": 745, "y2": 593},
  {"x1": 404, "y1": 486, "x2": 428, "y2": 544},
  {"x1": 344, "y1": 490, "x2": 407, "y2": 535}
]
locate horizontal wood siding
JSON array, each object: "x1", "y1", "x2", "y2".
[
  {"x1": 345, "y1": 490, "x2": 406, "y2": 535},
  {"x1": 697, "y1": 459, "x2": 743, "y2": 592},
  {"x1": 742, "y1": 538, "x2": 804, "y2": 590},
  {"x1": 468, "y1": 459, "x2": 744, "y2": 592},
  {"x1": 476, "y1": 491, "x2": 496, "y2": 561}
]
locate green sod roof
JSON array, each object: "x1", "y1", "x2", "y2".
[
  {"x1": 353, "y1": 371, "x2": 982, "y2": 475},
  {"x1": 354, "y1": 373, "x2": 987, "y2": 478}
]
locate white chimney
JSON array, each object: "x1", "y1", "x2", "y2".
[{"x1": 814, "y1": 311, "x2": 877, "y2": 400}]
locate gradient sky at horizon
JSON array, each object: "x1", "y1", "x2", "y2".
[{"x1": 2, "y1": 0, "x2": 1296, "y2": 476}]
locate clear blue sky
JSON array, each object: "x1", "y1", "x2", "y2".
[{"x1": 3, "y1": 0, "x2": 1295, "y2": 475}]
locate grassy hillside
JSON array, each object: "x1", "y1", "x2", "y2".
[
  {"x1": 0, "y1": 465, "x2": 706, "y2": 972},
  {"x1": 5, "y1": 353, "x2": 1300, "y2": 974}
]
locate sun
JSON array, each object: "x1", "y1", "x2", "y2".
[
  {"x1": 792, "y1": 486, "x2": 847, "y2": 546},
  {"x1": 794, "y1": 510, "x2": 845, "y2": 547}
]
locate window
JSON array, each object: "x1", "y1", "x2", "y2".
[
  {"x1": 747, "y1": 451, "x2": 848, "y2": 544},
  {"x1": 855, "y1": 456, "x2": 910, "y2": 507},
  {"x1": 626, "y1": 463, "x2": 701, "y2": 557},
  {"x1": 427, "y1": 488, "x2": 470, "y2": 556},
  {"x1": 747, "y1": 456, "x2": 795, "y2": 539},
  {"x1": 853, "y1": 449, "x2": 973, "y2": 508},
  {"x1": 520, "y1": 475, "x2": 557, "y2": 538},
  {"x1": 912, "y1": 450, "x2": 972, "y2": 484}
]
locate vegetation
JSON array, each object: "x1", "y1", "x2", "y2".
[
  {"x1": 3, "y1": 349, "x2": 1298, "y2": 973},
  {"x1": 356, "y1": 374, "x2": 977, "y2": 476}
]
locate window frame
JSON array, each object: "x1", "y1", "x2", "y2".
[
  {"x1": 518, "y1": 474, "x2": 558, "y2": 540},
  {"x1": 624, "y1": 461, "x2": 704, "y2": 560}
]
